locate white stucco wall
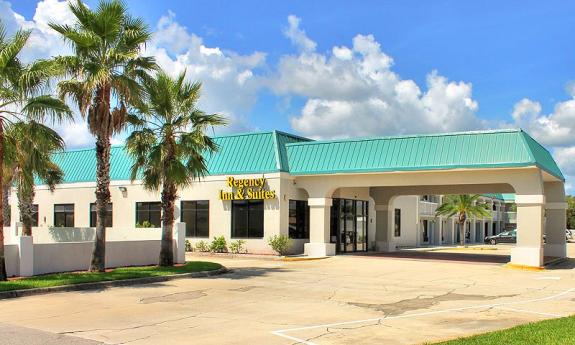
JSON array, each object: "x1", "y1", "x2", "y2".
[
  {"x1": 22, "y1": 173, "x2": 289, "y2": 255},
  {"x1": 389, "y1": 196, "x2": 419, "y2": 247}
]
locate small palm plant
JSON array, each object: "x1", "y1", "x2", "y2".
[
  {"x1": 50, "y1": 0, "x2": 156, "y2": 272},
  {"x1": 0, "y1": 23, "x2": 72, "y2": 280},
  {"x1": 435, "y1": 195, "x2": 492, "y2": 246},
  {"x1": 126, "y1": 70, "x2": 225, "y2": 266},
  {"x1": 4, "y1": 121, "x2": 65, "y2": 236}
]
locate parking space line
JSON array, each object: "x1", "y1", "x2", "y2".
[{"x1": 271, "y1": 288, "x2": 575, "y2": 345}]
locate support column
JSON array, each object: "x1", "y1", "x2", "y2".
[
  {"x1": 511, "y1": 195, "x2": 545, "y2": 267},
  {"x1": 470, "y1": 220, "x2": 476, "y2": 244},
  {"x1": 304, "y1": 198, "x2": 335, "y2": 257},
  {"x1": 374, "y1": 204, "x2": 395, "y2": 252},
  {"x1": 433, "y1": 219, "x2": 441, "y2": 245},
  {"x1": 544, "y1": 182, "x2": 567, "y2": 258}
]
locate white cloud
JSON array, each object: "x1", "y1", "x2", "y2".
[
  {"x1": 0, "y1": 0, "x2": 73, "y2": 63},
  {"x1": 57, "y1": 120, "x2": 93, "y2": 148},
  {"x1": 509, "y1": 96, "x2": 575, "y2": 147},
  {"x1": 144, "y1": 11, "x2": 267, "y2": 133},
  {"x1": 271, "y1": 17, "x2": 482, "y2": 138},
  {"x1": 554, "y1": 146, "x2": 575, "y2": 177},
  {"x1": 283, "y1": 15, "x2": 317, "y2": 52}
]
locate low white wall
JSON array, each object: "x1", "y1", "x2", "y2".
[
  {"x1": 4, "y1": 226, "x2": 19, "y2": 245},
  {"x1": 33, "y1": 240, "x2": 163, "y2": 275},
  {"x1": 4, "y1": 223, "x2": 185, "y2": 277},
  {"x1": 32, "y1": 227, "x2": 162, "y2": 243},
  {"x1": 5, "y1": 244, "x2": 19, "y2": 277}
]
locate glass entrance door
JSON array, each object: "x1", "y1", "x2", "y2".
[{"x1": 330, "y1": 198, "x2": 369, "y2": 253}]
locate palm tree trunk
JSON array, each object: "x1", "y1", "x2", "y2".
[
  {"x1": 159, "y1": 136, "x2": 176, "y2": 267},
  {"x1": 90, "y1": 134, "x2": 111, "y2": 272},
  {"x1": 18, "y1": 185, "x2": 34, "y2": 236},
  {"x1": 159, "y1": 182, "x2": 176, "y2": 266},
  {"x1": 2, "y1": 184, "x2": 10, "y2": 230},
  {"x1": 0, "y1": 118, "x2": 7, "y2": 280},
  {"x1": 459, "y1": 221, "x2": 466, "y2": 246}
]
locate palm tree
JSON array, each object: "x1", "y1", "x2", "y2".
[
  {"x1": 435, "y1": 195, "x2": 492, "y2": 246},
  {"x1": 4, "y1": 121, "x2": 65, "y2": 236},
  {"x1": 126, "y1": 71, "x2": 225, "y2": 266},
  {"x1": 0, "y1": 23, "x2": 72, "y2": 280},
  {"x1": 50, "y1": 0, "x2": 156, "y2": 272}
]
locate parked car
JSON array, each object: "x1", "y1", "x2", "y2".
[{"x1": 484, "y1": 230, "x2": 517, "y2": 244}]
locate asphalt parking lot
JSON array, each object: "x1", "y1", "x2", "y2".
[{"x1": 0, "y1": 244, "x2": 574, "y2": 345}]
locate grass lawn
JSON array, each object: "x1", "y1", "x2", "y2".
[
  {"x1": 0, "y1": 261, "x2": 222, "y2": 292},
  {"x1": 433, "y1": 315, "x2": 575, "y2": 344}
]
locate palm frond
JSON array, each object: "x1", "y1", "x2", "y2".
[{"x1": 21, "y1": 95, "x2": 73, "y2": 124}]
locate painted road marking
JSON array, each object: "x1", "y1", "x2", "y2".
[
  {"x1": 534, "y1": 276, "x2": 561, "y2": 280},
  {"x1": 271, "y1": 288, "x2": 575, "y2": 345}
]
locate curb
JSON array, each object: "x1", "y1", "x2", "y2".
[
  {"x1": 503, "y1": 263, "x2": 545, "y2": 271},
  {"x1": 281, "y1": 256, "x2": 330, "y2": 262},
  {"x1": 0, "y1": 267, "x2": 230, "y2": 300}
]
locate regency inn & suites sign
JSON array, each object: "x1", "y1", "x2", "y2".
[{"x1": 218, "y1": 177, "x2": 277, "y2": 200}]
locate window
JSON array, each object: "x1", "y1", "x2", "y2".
[
  {"x1": 31, "y1": 204, "x2": 39, "y2": 227},
  {"x1": 289, "y1": 200, "x2": 309, "y2": 239},
  {"x1": 54, "y1": 204, "x2": 74, "y2": 227},
  {"x1": 231, "y1": 200, "x2": 264, "y2": 238},
  {"x1": 394, "y1": 208, "x2": 401, "y2": 237},
  {"x1": 136, "y1": 202, "x2": 161, "y2": 227},
  {"x1": 181, "y1": 201, "x2": 209, "y2": 237},
  {"x1": 4, "y1": 205, "x2": 10, "y2": 226},
  {"x1": 90, "y1": 203, "x2": 113, "y2": 227}
]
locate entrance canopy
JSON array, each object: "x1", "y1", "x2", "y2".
[
  {"x1": 287, "y1": 129, "x2": 566, "y2": 269},
  {"x1": 285, "y1": 129, "x2": 563, "y2": 181}
]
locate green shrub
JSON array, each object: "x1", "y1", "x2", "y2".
[
  {"x1": 136, "y1": 220, "x2": 154, "y2": 228},
  {"x1": 210, "y1": 236, "x2": 228, "y2": 253},
  {"x1": 195, "y1": 240, "x2": 210, "y2": 252},
  {"x1": 185, "y1": 240, "x2": 193, "y2": 252},
  {"x1": 267, "y1": 234, "x2": 291, "y2": 256},
  {"x1": 229, "y1": 239, "x2": 246, "y2": 254}
]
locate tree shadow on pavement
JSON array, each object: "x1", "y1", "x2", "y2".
[{"x1": 204, "y1": 267, "x2": 292, "y2": 280}]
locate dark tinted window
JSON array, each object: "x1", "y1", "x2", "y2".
[
  {"x1": 289, "y1": 200, "x2": 309, "y2": 239},
  {"x1": 31, "y1": 204, "x2": 39, "y2": 227},
  {"x1": 4, "y1": 205, "x2": 10, "y2": 226},
  {"x1": 181, "y1": 200, "x2": 209, "y2": 237},
  {"x1": 54, "y1": 204, "x2": 74, "y2": 227},
  {"x1": 232, "y1": 200, "x2": 264, "y2": 238},
  {"x1": 394, "y1": 208, "x2": 401, "y2": 237},
  {"x1": 90, "y1": 203, "x2": 113, "y2": 227},
  {"x1": 136, "y1": 202, "x2": 161, "y2": 227}
]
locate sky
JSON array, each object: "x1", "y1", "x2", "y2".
[{"x1": 2, "y1": 0, "x2": 575, "y2": 193}]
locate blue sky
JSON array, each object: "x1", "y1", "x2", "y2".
[{"x1": 3, "y1": 0, "x2": 575, "y2": 191}]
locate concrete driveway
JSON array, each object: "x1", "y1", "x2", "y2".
[{"x1": 0, "y1": 245, "x2": 574, "y2": 345}]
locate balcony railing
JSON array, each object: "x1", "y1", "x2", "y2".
[
  {"x1": 504, "y1": 211, "x2": 517, "y2": 223},
  {"x1": 418, "y1": 201, "x2": 438, "y2": 216}
]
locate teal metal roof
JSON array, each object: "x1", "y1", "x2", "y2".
[
  {"x1": 44, "y1": 128, "x2": 563, "y2": 185},
  {"x1": 285, "y1": 129, "x2": 564, "y2": 181},
  {"x1": 47, "y1": 131, "x2": 311, "y2": 184},
  {"x1": 482, "y1": 193, "x2": 516, "y2": 202}
]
